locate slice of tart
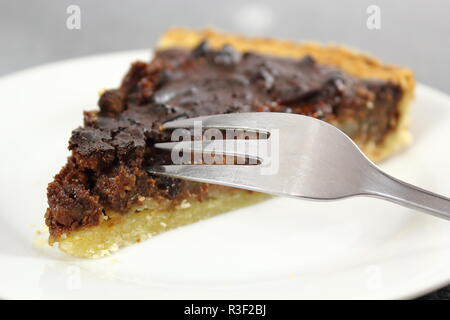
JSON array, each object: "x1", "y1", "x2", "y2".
[{"x1": 45, "y1": 28, "x2": 415, "y2": 258}]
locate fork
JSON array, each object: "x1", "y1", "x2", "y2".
[{"x1": 148, "y1": 112, "x2": 450, "y2": 220}]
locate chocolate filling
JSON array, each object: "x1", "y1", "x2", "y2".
[{"x1": 45, "y1": 42, "x2": 402, "y2": 236}]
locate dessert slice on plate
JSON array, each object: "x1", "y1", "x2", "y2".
[{"x1": 45, "y1": 28, "x2": 415, "y2": 258}]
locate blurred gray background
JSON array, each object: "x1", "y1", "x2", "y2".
[
  {"x1": 0, "y1": 0, "x2": 449, "y2": 299},
  {"x1": 0, "y1": 0, "x2": 449, "y2": 94}
]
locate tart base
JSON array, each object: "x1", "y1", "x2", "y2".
[{"x1": 55, "y1": 188, "x2": 269, "y2": 258}]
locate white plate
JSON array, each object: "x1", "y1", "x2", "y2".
[{"x1": 0, "y1": 50, "x2": 449, "y2": 300}]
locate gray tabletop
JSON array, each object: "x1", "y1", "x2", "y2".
[{"x1": 0, "y1": 0, "x2": 449, "y2": 299}]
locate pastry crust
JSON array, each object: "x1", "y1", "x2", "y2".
[
  {"x1": 56, "y1": 187, "x2": 269, "y2": 258},
  {"x1": 158, "y1": 27, "x2": 415, "y2": 162}
]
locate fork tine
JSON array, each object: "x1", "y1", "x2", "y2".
[
  {"x1": 162, "y1": 113, "x2": 277, "y2": 132},
  {"x1": 148, "y1": 165, "x2": 270, "y2": 194},
  {"x1": 154, "y1": 140, "x2": 268, "y2": 161}
]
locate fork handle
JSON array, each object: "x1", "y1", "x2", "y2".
[{"x1": 367, "y1": 169, "x2": 450, "y2": 220}]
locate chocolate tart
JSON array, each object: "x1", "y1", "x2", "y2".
[{"x1": 45, "y1": 28, "x2": 415, "y2": 258}]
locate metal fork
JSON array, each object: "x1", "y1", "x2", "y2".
[{"x1": 148, "y1": 112, "x2": 450, "y2": 220}]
